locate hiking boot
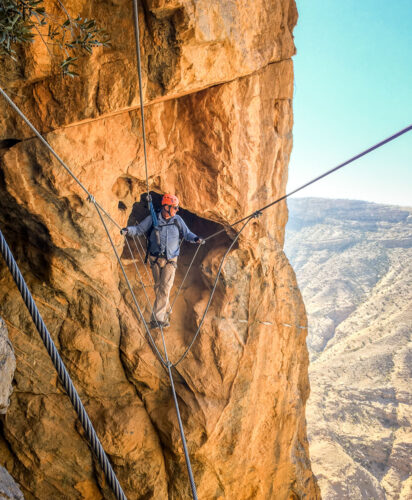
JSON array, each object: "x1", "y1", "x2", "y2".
[
  {"x1": 149, "y1": 319, "x2": 159, "y2": 329},
  {"x1": 149, "y1": 319, "x2": 169, "y2": 329}
]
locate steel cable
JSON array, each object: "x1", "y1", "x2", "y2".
[
  {"x1": 91, "y1": 200, "x2": 167, "y2": 366},
  {"x1": 131, "y1": 0, "x2": 150, "y2": 198},
  {"x1": 167, "y1": 362, "x2": 198, "y2": 500},
  {"x1": 131, "y1": 234, "x2": 154, "y2": 286},
  {"x1": 130, "y1": 2, "x2": 198, "y2": 496},
  {"x1": 168, "y1": 243, "x2": 203, "y2": 316},
  {"x1": 0, "y1": 228, "x2": 128, "y2": 500},
  {"x1": 0, "y1": 87, "x2": 121, "y2": 231},
  {"x1": 204, "y1": 124, "x2": 412, "y2": 242},
  {"x1": 173, "y1": 216, "x2": 254, "y2": 367}
]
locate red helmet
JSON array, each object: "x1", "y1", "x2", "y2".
[{"x1": 162, "y1": 193, "x2": 179, "y2": 207}]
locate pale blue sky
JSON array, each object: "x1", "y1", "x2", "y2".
[{"x1": 288, "y1": 0, "x2": 412, "y2": 206}]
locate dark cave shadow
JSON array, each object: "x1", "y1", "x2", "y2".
[
  {"x1": 119, "y1": 191, "x2": 239, "y2": 331},
  {"x1": 0, "y1": 168, "x2": 54, "y2": 285}
]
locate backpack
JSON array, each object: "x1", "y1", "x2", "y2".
[{"x1": 144, "y1": 213, "x2": 184, "y2": 263}]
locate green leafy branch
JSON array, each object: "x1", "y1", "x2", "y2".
[{"x1": 0, "y1": 0, "x2": 110, "y2": 77}]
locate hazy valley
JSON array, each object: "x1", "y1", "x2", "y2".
[{"x1": 285, "y1": 198, "x2": 412, "y2": 499}]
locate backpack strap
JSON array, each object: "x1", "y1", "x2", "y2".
[
  {"x1": 157, "y1": 217, "x2": 183, "y2": 240},
  {"x1": 172, "y1": 217, "x2": 184, "y2": 241},
  {"x1": 144, "y1": 225, "x2": 154, "y2": 264},
  {"x1": 144, "y1": 215, "x2": 183, "y2": 263}
]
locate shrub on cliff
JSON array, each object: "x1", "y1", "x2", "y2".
[{"x1": 0, "y1": 0, "x2": 109, "y2": 76}]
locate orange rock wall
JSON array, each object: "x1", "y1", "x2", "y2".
[{"x1": 0, "y1": 1, "x2": 320, "y2": 498}]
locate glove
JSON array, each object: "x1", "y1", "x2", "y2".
[
  {"x1": 120, "y1": 228, "x2": 128, "y2": 236},
  {"x1": 195, "y1": 237, "x2": 205, "y2": 245}
]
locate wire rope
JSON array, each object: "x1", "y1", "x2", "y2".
[
  {"x1": 130, "y1": 2, "x2": 198, "y2": 495},
  {"x1": 204, "y1": 124, "x2": 412, "y2": 242},
  {"x1": 0, "y1": 228, "x2": 128, "y2": 500},
  {"x1": 131, "y1": 233, "x2": 154, "y2": 285},
  {"x1": 167, "y1": 361, "x2": 198, "y2": 500},
  {"x1": 168, "y1": 242, "x2": 203, "y2": 316},
  {"x1": 131, "y1": 0, "x2": 150, "y2": 198},
  {"x1": 173, "y1": 216, "x2": 254, "y2": 367},
  {"x1": 91, "y1": 200, "x2": 167, "y2": 365},
  {"x1": 0, "y1": 87, "x2": 120, "y2": 230}
]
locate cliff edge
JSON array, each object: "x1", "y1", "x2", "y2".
[{"x1": 0, "y1": 1, "x2": 320, "y2": 499}]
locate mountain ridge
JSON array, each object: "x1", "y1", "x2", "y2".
[{"x1": 285, "y1": 197, "x2": 412, "y2": 499}]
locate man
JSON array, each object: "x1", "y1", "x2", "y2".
[{"x1": 121, "y1": 194, "x2": 203, "y2": 328}]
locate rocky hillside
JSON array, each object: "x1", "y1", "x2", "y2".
[
  {"x1": 285, "y1": 197, "x2": 412, "y2": 499},
  {"x1": 0, "y1": 1, "x2": 320, "y2": 499}
]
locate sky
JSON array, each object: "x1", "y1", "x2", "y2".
[{"x1": 288, "y1": 0, "x2": 412, "y2": 207}]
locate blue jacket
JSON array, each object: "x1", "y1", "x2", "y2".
[{"x1": 127, "y1": 212, "x2": 199, "y2": 259}]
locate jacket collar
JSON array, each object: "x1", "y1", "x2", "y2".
[{"x1": 158, "y1": 212, "x2": 176, "y2": 224}]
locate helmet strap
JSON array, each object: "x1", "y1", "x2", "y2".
[{"x1": 162, "y1": 205, "x2": 178, "y2": 218}]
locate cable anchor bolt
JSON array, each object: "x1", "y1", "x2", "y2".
[
  {"x1": 87, "y1": 194, "x2": 96, "y2": 205},
  {"x1": 251, "y1": 210, "x2": 263, "y2": 219}
]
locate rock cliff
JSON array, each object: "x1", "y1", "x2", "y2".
[
  {"x1": 0, "y1": 1, "x2": 320, "y2": 499},
  {"x1": 285, "y1": 198, "x2": 412, "y2": 499}
]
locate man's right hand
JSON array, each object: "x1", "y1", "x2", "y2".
[{"x1": 120, "y1": 228, "x2": 128, "y2": 236}]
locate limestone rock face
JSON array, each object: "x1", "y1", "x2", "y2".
[
  {"x1": 0, "y1": 2, "x2": 320, "y2": 499},
  {"x1": 0, "y1": 0, "x2": 297, "y2": 137},
  {"x1": 285, "y1": 198, "x2": 412, "y2": 500},
  {"x1": 0, "y1": 318, "x2": 16, "y2": 414}
]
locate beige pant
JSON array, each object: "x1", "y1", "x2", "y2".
[{"x1": 149, "y1": 255, "x2": 178, "y2": 322}]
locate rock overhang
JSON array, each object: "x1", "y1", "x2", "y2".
[{"x1": 0, "y1": 1, "x2": 321, "y2": 498}]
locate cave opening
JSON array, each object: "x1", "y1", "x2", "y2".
[{"x1": 121, "y1": 191, "x2": 237, "y2": 328}]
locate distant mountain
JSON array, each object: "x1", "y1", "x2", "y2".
[{"x1": 285, "y1": 198, "x2": 412, "y2": 500}]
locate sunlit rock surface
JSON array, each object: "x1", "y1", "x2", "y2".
[
  {"x1": 0, "y1": 0, "x2": 297, "y2": 137},
  {"x1": 285, "y1": 198, "x2": 412, "y2": 500},
  {"x1": 0, "y1": 1, "x2": 320, "y2": 499}
]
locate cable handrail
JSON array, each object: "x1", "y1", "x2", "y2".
[{"x1": 204, "y1": 124, "x2": 412, "y2": 241}]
